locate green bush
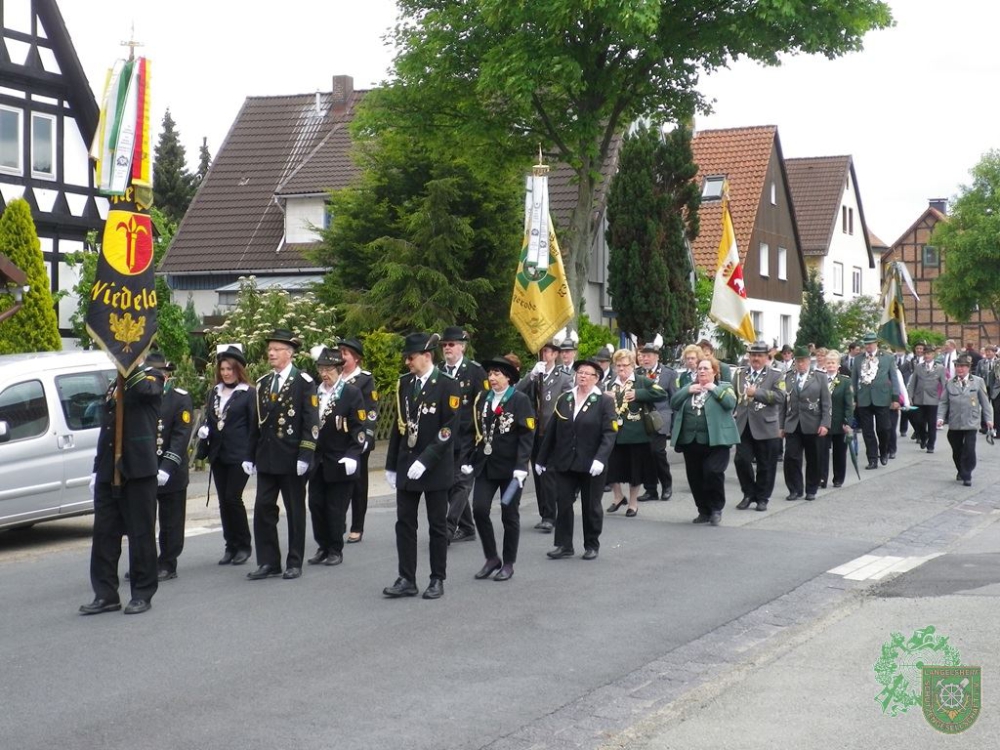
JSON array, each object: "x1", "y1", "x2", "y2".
[
  {"x1": 906, "y1": 327, "x2": 946, "y2": 348},
  {"x1": 577, "y1": 314, "x2": 617, "y2": 359}
]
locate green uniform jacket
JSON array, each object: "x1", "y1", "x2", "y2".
[
  {"x1": 608, "y1": 374, "x2": 668, "y2": 445},
  {"x1": 829, "y1": 374, "x2": 855, "y2": 433},
  {"x1": 670, "y1": 381, "x2": 740, "y2": 448}
]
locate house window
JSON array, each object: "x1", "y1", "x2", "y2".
[
  {"x1": 832, "y1": 261, "x2": 844, "y2": 296},
  {"x1": 852, "y1": 266, "x2": 862, "y2": 295},
  {"x1": 770, "y1": 181, "x2": 776, "y2": 205},
  {"x1": 849, "y1": 207, "x2": 854, "y2": 235},
  {"x1": 777, "y1": 246, "x2": 787, "y2": 280},
  {"x1": 841, "y1": 206, "x2": 848, "y2": 233},
  {"x1": 702, "y1": 175, "x2": 726, "y2": 201},
  {"x1": 759, "y1": 242, "x2": 769, "y2": 277},
  {"x1": 923, "y1": 245, "x2": 940, "y2": 268},
  {"x1": 31, "y1": 113, "x2": 55, "y2": 178},
  {"x1": 0, "y1": 106, "x2": 22, "y2": 173},
  {"x1": 780, "y1": 315, "x2": 791, "y2": 346},
  {"x1": 751, "y1": 310, "x2": 763, "y2": 338}
]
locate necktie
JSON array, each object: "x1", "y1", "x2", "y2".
[
  {"x1": 414, "y1": 377, "x2": 423, "y2": 396},
  {"x1": 446, "y1": 365, "x2": 455, "y2": 377},
  {"x1": 270, "y1": 374, "x2": 280, "y2": 400}
]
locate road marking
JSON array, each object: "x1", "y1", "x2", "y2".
[
  {"x1": 184, "y1": 525, "x2": 221, "y2": 538},
  {"x1": 827, "y1": 553, "x2": 944, "y2": 581}
]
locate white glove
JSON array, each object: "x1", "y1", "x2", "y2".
[
  {"x1": 535, "y1": 464, "x2": 546, "y2": 474},
  {"x1": 385, "y1": 470, "x2": 397, "y2": 489},
  {"x1": 296, "y1": 460, "x2": 309, "y2": 476},
  {"x1": 460, "y1": 464, "x2": 474, "y2": 475},
  {"x1": 531, "y1": 361, "x2": 547, "y2": 376},
  {"x1": 407, "y1": 461, "x2": 427, "y2": 480},
  {"x1": 157, "y1": 469, "x2": 170, "y2": 486},
  {"x1": 241, "y1": 461, "x2": 255, "y2": 476},
  {"x1": 197, "y1": 425, "x2": 210, "y2": 439},
  {"x1": 513, "y1": 469, "x2": 528, "y2": 487},
  {"x1": 338, "y1": 457, "x2": 358, "y2": 476},
  {"x1": 89, "y1": 473, "x2": 96, "y2": 496},
  {"x1": 589, "y1": 460, "x2": 605, "y2": 477}
]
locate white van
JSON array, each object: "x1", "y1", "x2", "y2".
[{"x1": 0, "y1": 350, "x2": 116, "y2": 531}]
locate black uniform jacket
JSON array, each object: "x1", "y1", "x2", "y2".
[
  {"x1": 199, "y1": 383, "x2": 258, "y2": 466},
  {"x1": 470, "y1": 388, "x2": 536, "y2": 481},
  {"x1": 254, "y1": 367, "x2": 319, "y2": 474},
  {"x1": 157, "y1": 386, "x2": 194, "y2": 492},
  {"x1": 93, "y1": 366, "x2": 163, "y2": 482},
  {"x1": 316, "y1": 382, "x2": 366, "y2": 483},
  {"x1": 536, "y1": 388, "x2": 618, "y2": 474},
  {"x1": 386, "y1": 368, "x2": 462, "y2": 492},
  {"x1": 445, "y1": 358, "x2": 489, "y2": 464},
  {"x1": 342, "y1": 368, "x2": 378, "y2": 453}
]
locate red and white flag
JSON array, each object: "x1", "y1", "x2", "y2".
[{"x1": 709, "y1": 188, "x2": 756, "y2": 343}]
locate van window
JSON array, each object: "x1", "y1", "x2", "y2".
[
  {"x1": 0, "y1": 380, "x2": 49, "y2": 440},
  {"x1": 56, "y1": 371, "x2": 115, "y2": 429}
]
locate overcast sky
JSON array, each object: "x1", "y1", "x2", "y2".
[{"x1": 61, "y1": 0, "x2": 998, "y2": 246}]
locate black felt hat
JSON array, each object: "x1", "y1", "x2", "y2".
[
  {"x1": 216, "y1": 345, "x2": 246, "y2": 367},
  {"x1": 440, "y1": 326, "x2": 469, "y2": 342},
  {"x1": 266, "y1": 328, "x2": 301, "y2": 350},
  {"x1": 481, "y1": 356, "x2": 520, "y2": 384},
  {"x1": 315, "y1": 347, "x2": 345, "y2": 368},
  {"x1": 402, "y1": 332, "x2": 440, "y2": 355},
  {"x1": 337, "y1": 338, "x2": 364, "y2": 359}
]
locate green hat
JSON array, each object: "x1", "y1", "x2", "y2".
[
  {"x1": 793, "y1": 345, "x2": 811, "y2": 359},
  {"x1": 861, "y1": 332, "x2": 878, "y2": 345}
]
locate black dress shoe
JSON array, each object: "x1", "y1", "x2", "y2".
[
  {"x1": 636, "y1": 491, "x2": 658, "y2": 502},
  {"x1": 963, "y1": 479, "x2": 972, "y2": 487},
  {"x1": 709, "y1": 512, "x2": 722, "y2": 526},
  {"x1": 625, "y1": 507, "x2": 637, "y2": 517},
  {"x1": 804, "y1": 494, "x2": 816, "y2": 501},
  {"x1": 494, "y1": 564, "x2": 514, "y2": 581},
  {"x1": 218, "y1": 550, "x2": 235, "y2": 565},
  {"x1": 157, "y1": 569, "x2": 177, "y2": 581},
  {"x1": 546, "y1": 546, "x2": 574, "y2": 559},
  {"x1": 246, "y1": 564, "x2": 282, "y2": 580},
  {"x1": 819, "y1": 481, "x2": 827, "y2": 489},
  {"x1": 888, "y1": 451, "x2": 896, "y2": 459},
  {"x1": 346, "y1": 531, "x2": 363, "y2": 544},
  {"x1": 879, "y1": 456, "x2": 888, "y2": 465},
  {"x1": 383, "y1": 578, "x2": 418, "y2": 597},
  {"x1": 79, "y1": 598, "x2": 121, "y2": 615},
  {"x1": 231, "y1": 549, "x2": 252, "y2": 566},
  {"x1": 422, "y1": 579, "x2": 444, "y2": 599},
  {"x1": 536, "y1": 519, "x2": 554, "y2": 533},
  {"x1": 832, "y1": 482, "x2": 843, "y2": 488},
  {"x1": 925, "y1": 448, "x2": 934, "y2": 454},
  {"x1": 736, "y1": 496, "x2": 753, "y2": 510},
  {"x1": 475, "y1": 559, "x2": 502, "y2": 579},
  {"x1": 692, "y1": 514, "x2": 710, "y2": 524},
  {"x1": 307, "y1": 549, "x2": 328, "y2": 565},
  {"x1": 755, "y1": 502, "x2": 768, "y2": 511},
  {"x1": 282, "y1": 567, "x2": 302, "y2": 580},
  {"x1": 451, "y1": 528, "x2": 476, "y2": 543},
  {"x1": 323, "y1": 553, "x2": 343, "y2": 566},
  {"x1": 581, "y1": 548, "x2": 599, "y2": 560},
  {"x1": 661, "y1": 488, "x2": 673, "y2": 501},
  {"x1": 865, "y1": 461, "x2": 878, "y2": 470},
  {"x1": 123, "y1": 599, "x2": 151, "y2": 615},
  {"x1": 785, "y1": 493, "x2": 802, "y2": 501},
  {"x1": 606, "y1": 498, "x2": 627, "y2": 513}
]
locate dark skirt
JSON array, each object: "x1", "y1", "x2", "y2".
[{"x1": 608, "y1": 442, "x2": 647, "y2": 485}]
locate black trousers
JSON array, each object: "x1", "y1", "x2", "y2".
[
  {"x1": 855, "y1": 403, "x2": 890, "y2": 460},
  {"x1": 947, "y1": 429, "x2": 978, "y2": 481},
  {"x1": 643, "y1": 432, "x2": 673, "y2": 494},
  {"x1": 532, "y1": 435, "x2": 558, "y2": 521},
  {"x1": 553, "y1": 470, "x2": 605, "y2": 552},
  {"x1": 680, "y1": 442, "x2": 729, "y2": 514},
  {"x1": 396, "y1": 488, "x2": 448, "y2": 583},
  {"x1": 911, "y1": 405, "x2": 940, "y2": 449},
  {"x1": 156, "y1": 488, "x2": 187, "y2": 574},
  {"x1": 212, "y1": 462, "x2": 252, "y2": 554},
  {"x1": 734, "y1": 427, "x2": 779, "y2": 503},
  {"x1": 472, "y1": 476, "x2": 521, "y2": 564},
  {"x1": 887, "y1": 411, "x2": 899, "y2": 454},
  {"x1": 446, "y1": 465, "x2": 476, "y2": 535},
  {"x1": 818, "y1": 432, "x2": 848, "y2": 486},
  {"x1": 899, "y1": 408, "x2": 910, "y2": 434},
  {"x1": 308, "y1": 473, "x2": 356, "y2": 556},
  {"x1": 90, "y1": 476, "x2": 158, "y2": 603},
  {"x1": 348, "y1": 451, "x2": 370, "y2": 533},
  {"x1": 784, "y1": 428, "x2": 821, "y2": 495},
  {"x1": 254, "y1": 471, "x2": 307, "y2": 570}
]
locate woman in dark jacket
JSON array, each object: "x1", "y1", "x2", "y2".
[{"x1": 197, "y1": 346, "x2": 257, "y2": 565}]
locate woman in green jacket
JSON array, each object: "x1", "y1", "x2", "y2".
[{"x1": 671, "y1": 357, "x2": 740, "y2": 526}]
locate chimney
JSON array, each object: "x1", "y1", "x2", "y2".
[
  {"x1": 929, "y1": 198, "x2": 948, "y2": 215},
  {"x1": 331, "y1": 75, "x2": 354, "y2": 111}
]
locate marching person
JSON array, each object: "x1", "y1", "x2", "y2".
[
  {"x1": 338, "y1": 337, "x2": 378, "y2": 543},
  {"x1": 937, "y1": 355, "x2": 994, "y2": 487},
  {"x1": 557, "y1": 330, "x2": 579, "y2": 372},
  {"x1": 839, "y1": 342, "x2": 861, "y2": 377},
  {"x1": 636, "y1": 336, "x2": 677, "y2": 502},
  {"x1": 517, "y1": 337, "x2": 572, "y2": 533},
  {"x1": 975, "y1": 344, "x2": 1000, "y2": 432},
  {"x1": 732, "y1": 340, "x2": 786, "y2": 512},
  {"x1": 383, "y1": 333, "x2": 461, "y2": 599},
  {"x1": 605, "y1": 349, "x2": 667, "y2": 517},
  {"x1": 151, "y1": 353, "x2": 194, "y2": 581},
  {"x1": 80, "y1": 359, "x2": 163, "y2": 616},
  {"x1": 196, "y1": 345, "x2": 256, "y2": 565},
  {"x1": 535, "y1": 358, "x2": 617, "y2": 560},
  {"x1": 439, "y1": 326, "x2": 489, "y2": 544},
  {"x1": 670, "y1": 357, "x2": 740, "y2": 526},
  {"x1": 851, "y1": 332, "x2": 899, "y2": 469},
  {"x1": 464, "y1": 355, "x2": 536, "y2": 582},
  {"x1": 818, "y1": 350, "x2": 854, "y2": 489},
  {"x1": 677, "y1": 344, "x2": 701, "y2": 388},
  {"x1": 307, "y1": 347, "x2": 366, "y2": 567},
  {"x1": 907, "y1": 344, "x2": 946, "y2": 453},
  {"x1": 780, "y1": 346, "x2": 832, "y2": 501},
  {"x1": 247, "y1": 329, "x2": 319, "y2": 581}
]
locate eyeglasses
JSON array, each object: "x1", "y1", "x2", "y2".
[
  {"x1": 441, "y1": 342, "x2": 462, "y2": 347},
  {"x1": 576, "y1": 370, "x2": 599, "y2": 378}
]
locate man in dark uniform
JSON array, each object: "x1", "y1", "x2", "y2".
[
  {"x1": 557, "y1": 329, "x2": 579, "y2": 373},
  {"x1": 247, "y1": 329, "x2": 319, "y2": 581},
  {"x1": 975, "y1": 344, "x2": 1000, "y2": 433},
  {"x1": 439, "y1": 325, "x2": 489, "y2": 543},
  {"x1": 80, "y1": 358, "x2": 163, "y2": 615},
  {"x1": 593, "y1": 344, "x2": 615, "y2": 389},
  {"x1": 384, "y1": 333, "x2": 462, "y2": 599},
  {"x1": 851, "y1": 332, "x2": 899, "y2": 469},
  {"x1": 338, "y1": 337, "x2": 378, "y2": 544},
  {"x1": 151, "y1": 354, "x2": 194, "y2": 581},
  {"x1": 780, "y1": 346, "x2": 832, "y2": 501},
  {"x1": 636, "y1": 335, "x2": 676, "y2": 501}
]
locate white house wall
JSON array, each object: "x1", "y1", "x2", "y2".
[
  {"x1": 284, "y1": 197, "x2": 325, "y2": 243},
  {"x1": 746, "y1": 297, "x2": 801, "y2": 349},
  {"x1": 818, "y1": 179, "x2": 877, "y2": 302}
]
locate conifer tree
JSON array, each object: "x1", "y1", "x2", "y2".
[
  {"x1": 153, "y1": 109, "x2": 195, "y2": 223},
  {"x1": 796, "y1": 269, "x2": 836, "y2": 347},
  {"x1": 197, "y1": 137, "x2": 212, "y2": 182},
  {"x1": 0, "y1": 199, "x2": 62, "y2": 353}
]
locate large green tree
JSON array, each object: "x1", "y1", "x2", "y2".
[
  {"x1": 153, "y1": 109, "x2": 195, "y2": 224},
  {"x1": 932, "y1": 150, "x2": 1000, "y2": 323},
  {"x1": 0, "y1": 199, "x2": 61, "y2": 353},
  {"x1": 796, "y1": 269, "x2": 836, "y2": 347},
  {"x1": 607, "y1": 123, "x2": 698, "y2": 344},
  {"x1": 384, "y1": 0, "x2": 893, "y2": 315}
]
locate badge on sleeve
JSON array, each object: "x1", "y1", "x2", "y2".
[
  {"x1": 357, "y1": 409, "x2": 366, "y2": 421},
  {"x1": 449, "y1": 395, "x2": 460, "y2": 410},
  {"x1": 526, "y1": 417, "x2": 536, "y2": 430},
  {"x1": 311, "y1": 395, "x2": 319, "y2": 407},
  {"x1": 372, "y1": 390, "x2": 379, "y2": 401},
  {"x1": 181, "y1": 410, "x2": 191, "y2": 424},
  {"x1": 611, "y1": 420, "x2": 619, "y2": 432}
]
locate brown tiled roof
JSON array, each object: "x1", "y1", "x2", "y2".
[
  {"x1": 276, "y1": 123, "x2": 357, "y2": 195},
  {"x1": 689, "y1": 126, "x2": 777, "y2": 270},
  {"x1": 868, "y1": 228, "x2": 889, "y2": 250},
  {"x1": 785, "y1": 156, "x2": 850, "y2": 255},
  {"x1": 161, "y1": 89, "x2": 367, "y2": 274}
]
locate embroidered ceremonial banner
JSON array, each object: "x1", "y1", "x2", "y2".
[
  {"x1": 878, "y1": 261, "x2": 909, "y2": 350},
  {"x1": 709, "y1": 186, "x2": 756, "y2": 343},
  {"x1": 90, "y1": 57, "x2": 152, "y2": 196}
]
